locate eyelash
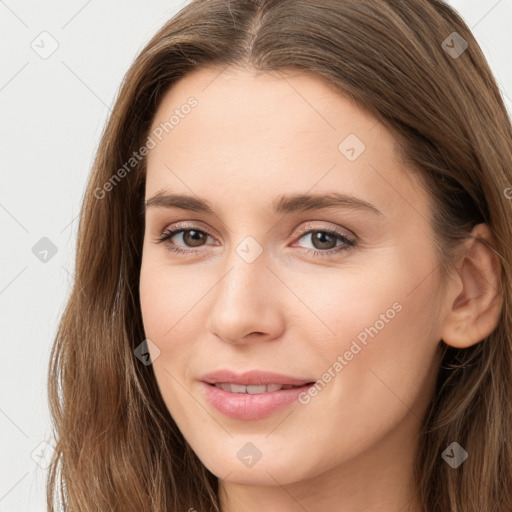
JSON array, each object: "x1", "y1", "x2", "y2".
[{"x1": 154, "y1": 223, "x2": 356, "y2": 258}]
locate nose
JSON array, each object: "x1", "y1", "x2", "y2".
[{"x1": 205, "y1": 248, "x2": 285, "y2": 346}]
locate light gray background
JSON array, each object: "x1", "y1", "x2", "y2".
[{"x1": 1, "y1": 1, "x2": 511, "y2": 510}]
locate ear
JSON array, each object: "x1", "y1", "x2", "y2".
[{"x1": 440, "y1": 223, "x2": 502, "y2": 349}]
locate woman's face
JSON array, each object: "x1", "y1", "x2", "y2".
[{"x1": 139, "y1": 66, "x2": 447, "y2": 487}]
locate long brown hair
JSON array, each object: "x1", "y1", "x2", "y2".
[{"x1": 47, "y1": 1, "x2": 512, "y2": 510}]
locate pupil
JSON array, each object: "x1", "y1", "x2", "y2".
[
  {"x1": 313, "y1": 231, "x2": 336, "y2": 250},
  {"x1": 184, "y1": 230, "x2": 205, "y2": 247}
]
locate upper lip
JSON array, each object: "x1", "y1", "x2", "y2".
[{"x1": 200, "y1": 369, "x2": 315, "y2": 387}]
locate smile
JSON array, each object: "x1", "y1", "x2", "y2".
[{"x1": 211, "y1": 383, "x2": 305, "y2": 393}]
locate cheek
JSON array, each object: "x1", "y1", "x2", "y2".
[
  {"x1": 139, "y1": 252, "x2": 203, "y2": 343},
  {"x1": 282, "y1": 251, "x2": 442, "y2": 420},
  {"x1": 139, "y1": 257, "x2": 192, "y2": 389},
  {"x1": 139, "y1": 254, "x2": 220, "y2": 398},
  {"x1": 311, "y1": 245, "x2": 442, "y2": 367},
  {"x1": 139, "y1": 262, "x2": 203, "y2": 430},
  {"x1": 268, "y1": 270, "x2": 441, "y2": 474}
]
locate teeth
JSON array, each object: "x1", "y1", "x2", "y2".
[
  {"x1": 230, "y1": 384, "x2": 247, "y2": 393},
  {"x1": 213, "y1": 383, "x2": 303, "y2": 394},
  {"x1": 246, "y1": 385, "x2": 267, "y2": 394}
]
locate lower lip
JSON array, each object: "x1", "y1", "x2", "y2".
[{"x1": 200, "y1": 382, "x2": 314, "y2": 420}]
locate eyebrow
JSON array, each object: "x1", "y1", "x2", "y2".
[{"x1": 144, "y1": 191, "x2": 383, "y2": 216}]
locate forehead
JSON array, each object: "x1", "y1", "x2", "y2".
[
  {"x1": 145, "y1": 66, "x2": 429, "y2": 223},
  {"x1": 149, "y1": 66, "x2": 380, "y2": 147}
]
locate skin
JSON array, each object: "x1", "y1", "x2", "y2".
[{"x1": 139, "y1": 66, "x2": 502, "y2": 512}]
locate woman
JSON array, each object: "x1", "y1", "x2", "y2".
[{"x1": 47, "y1": 0, "x2": 512, "y2": 510}]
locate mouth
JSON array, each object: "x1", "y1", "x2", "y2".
[
  {"x1": 207, "y1": 382, "x2": 315, "y2": 394},
  {"x1": 200, "y1": 374, "x2": 317, "y2": 420},
  {"x1": 199, "y1": 369, "x2": 317, "y2": 419}
]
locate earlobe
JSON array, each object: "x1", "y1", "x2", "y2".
[{"x1": 440, "y1": 223, "x2": 502, "y2": 349}]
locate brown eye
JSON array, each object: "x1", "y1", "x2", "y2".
[
  {"x1": 295, "y1": 228, "x2": 355, "y2": 255},
  {"x1": 156, "y1": 228, "x2": 214, "y2": 254},
  {"x1": 309, "y1": 231, "x2": 338, "y2": 250},
  {"x1": 156, "y1": 225, "x2": 356, "y2": 258},
  {"x1": 181, "y1": 230, "x2": 208, "y2": 247}
]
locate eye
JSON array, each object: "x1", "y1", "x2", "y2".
[
  {"x1": 292, "y1": 227, "x2": 356, "y2": 257},
  {"x1": 155, "y1": 226, "x2": 215, "y2": 254},
  {"x1": 154, "y1": 224, "x2": 356, "y2": 257}
]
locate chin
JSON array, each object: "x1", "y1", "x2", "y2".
[{"x1": 192, "y1": 439, "x2": 319, "y2": 486}]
